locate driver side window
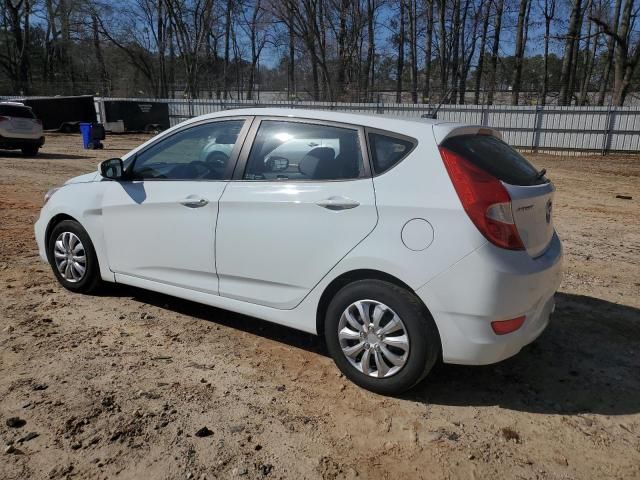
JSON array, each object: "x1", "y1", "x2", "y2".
[{"x1": 130, "y1": 120, "x2": 245, "y2": 180}]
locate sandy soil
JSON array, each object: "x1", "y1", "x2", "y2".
[{"x1": 1, "y1": 133, "x2": 639, "y2": 480}]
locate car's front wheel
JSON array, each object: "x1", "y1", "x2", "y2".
[
  {"x1": 47, "y1": 220, "x2": 101, "y2": 293},
  {"x1": 324, "y1": 280, "x2": 440, "y2": 395}
]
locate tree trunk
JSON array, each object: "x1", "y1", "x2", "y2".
[
  {"x1": 438, "y1": 0, "x2": 447, "y2": 96},
  {"x1": 91, "y1": 14, "x2": 110, "y2": 96},
  {"x1": 486, "y1": 0, "x2": 504, "y2": 105},
  {"x1": 363, "y1": 0, "x2": 375, "y2": 102},
  {"x1": 223, "y1": 0, "x2": 232, "y2": 99},
  {"x1": 408, "y1": 0, "x2": 418, "y2": 103},
  {"x1": 423, "y1": 0, "x2": 433, "y2": 102},
  {"x1": 287, "y1": 0, "x2": 295, "y2": 99},
  {"x1": 396, "y1": 0, "x2": 405, "y2": 103},
  {"x1": 558, "y1": 0, "x2": 583, "y2": 105},
  {"x1": 511, "y1": 0, "x2": 529, "y2": 105},
  {"x1": 596, "y1": 0, "x2": 621, "y2": 105},
  {"x1": 474, "y1": 0, "x2": 490, "y2": 105},
  {"x1": 450, "y1": 0, "x2": 461, "y2": 103}
]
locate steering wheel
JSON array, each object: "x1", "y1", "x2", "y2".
[
  {"x1": 195, "y1": 151, "x2": 228, "y2": 179},
  {"x1": 205, "y1": 151, "x2": 229, "y2": 169}
]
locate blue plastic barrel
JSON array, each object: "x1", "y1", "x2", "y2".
[{"x1": 80, "y1": 123, "x2": 92, "y2": 149}]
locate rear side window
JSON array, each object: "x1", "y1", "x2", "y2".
[
  {"x1": 243, "y1": 120, "x2": 365, "y2": 181},
  {"x1": 368, "y1": 133, "x2": 415, "y2": 174},
  {"x1": 441, "y1": 134, "x2": 544, "y2": 186},
  {"x1": 0, "y1": 105, "x2": 35, "y2": 118}
]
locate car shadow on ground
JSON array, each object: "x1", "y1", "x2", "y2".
[
  {"x1": 104, "y1": 286, "x2": 640, "y2": 415},
  {"x1": 409, "y1": 293, "x2": 640, "y2": 416},
  {"x1": 104, "y1": 284, "x2": 326, "y2": 355}
]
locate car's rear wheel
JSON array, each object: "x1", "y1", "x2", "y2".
[
  {"x1": 324, "y1": 279, "x2": 440, "y2": 395},
  {"x1": 47, "y1": 220, "x2": 101, "y2": 293},
  {"x1": 21, "y1": 145, "x2": 39, "y2": 156}
]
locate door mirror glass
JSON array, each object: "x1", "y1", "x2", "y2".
[{"x1": 100, "y1": 158, "x2": 124, "y2": 179}]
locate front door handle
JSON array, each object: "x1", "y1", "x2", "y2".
[
  {"x1": 180, "y1": 196, "x2": 209, "y2": 208},
  {"x1": 316, "y1": 196, "x2": 360, "y2": 211}
]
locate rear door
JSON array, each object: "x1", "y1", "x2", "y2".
[
  {"x1": 439, "y1": 131, "x2": 554, "y2": 257},
  {"x1": 216, "y1": 118, "x2": 377, "y2": 309}
]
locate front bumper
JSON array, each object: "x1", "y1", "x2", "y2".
[
  {"x1": 416, "y1": 232, "x2": 563, "y2": 365},
  {"x1": 34, "y1": 215, "x2": 48, "y2": 263}
]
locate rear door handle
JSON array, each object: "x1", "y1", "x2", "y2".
[
  {"x1": 316, "y1": 196, "x2": 360, "y2": 211},
  {"x1": 180, "y1": 196, "x2": 209, "y2": 208}
]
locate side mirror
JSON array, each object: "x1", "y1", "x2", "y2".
[
  {"x1": 99, "y1": 158, "x2": 124, "y2": 180},
  {"x1": 265, "y1": 156, "x2": 289, "y2": 173}
]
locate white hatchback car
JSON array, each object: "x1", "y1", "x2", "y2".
[
  {"x1": 0, "y1": 101, "x2": 45, "y2": 156},
  {"x1": 35, "y1": 109, "x2": 562, "y2": 394}
]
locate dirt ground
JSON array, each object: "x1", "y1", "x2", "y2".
[{"x1": 0, "y1": 133, "x2": 639, "y2": 480}]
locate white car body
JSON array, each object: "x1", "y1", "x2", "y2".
[
  {"x1": 0, "y1": 102, "x2": 45, "y2": 153},
  {"x1": 35, "y1": 108, "x2": 562, "y2": 370}
]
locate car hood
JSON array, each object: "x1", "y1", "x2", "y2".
[{"x1": 64, "y1": 172, "x2": 100, "y2": 185}]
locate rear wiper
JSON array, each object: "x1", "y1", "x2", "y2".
[{"x1": 534, "y1": 168, "x2": 547, "y2": 181}]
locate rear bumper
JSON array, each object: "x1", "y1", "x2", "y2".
[
  {"x1": 0, "y1": 134, "x2": 45, "y2": 148},
  {"x1": 416, "y1": 232, "x2": 563, "y2": 365}
]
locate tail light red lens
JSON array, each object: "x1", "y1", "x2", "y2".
[
  {"x1": 491, "y1": 316, "x2": 526, "y2": 335},
  {"x1": 0, "y1": 116, "x2": 8, "y2": 122},
  {"x1": 439, "y1": 146, "x2": 525, "y2": 250}
]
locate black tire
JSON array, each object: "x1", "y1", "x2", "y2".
[
  {"x1": 47, "y1": 220, "x2": 102, "y2": 294},
  {"x1": 324, "y1": 280, "x2": 440, "y2": 395},
  {"x1": 21, "y1": 145, "x2": 39, "y2": 156}
]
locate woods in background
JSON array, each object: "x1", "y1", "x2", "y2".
[{"x1": 1, "y1": 0, "x2": 639, "y2": 106}]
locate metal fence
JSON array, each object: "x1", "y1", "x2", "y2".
[
  {"x1": 96, "y1": 97, "x2": 638, "y2": 155},
  {"x1": 5, "y1": 95, "x2": 637, "y2": 154}
]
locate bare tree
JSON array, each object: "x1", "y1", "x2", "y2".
[
  {"x1": 473, "y1": 0, "x2": 491, "y2": 104},
  {"x1": 539, "y1": 0, "x2": 556, "y2": 105},
  {"x1": 511, "y1": 0, "x2": 529, "y2": 105},
  {"x1": 407, "y1": 0, "x2": 419, "y2": 103},
  {"x1": 592, "y1": 0, "x2": 622, "y2": 105},
  {"x1": 396, "y1": 0, "x2": 405, "y2": 103},
  {"x1": 486, "y1": 0, "x2": 504, "y2": 105},
  {"x1": 558, "y1": 0, "x2": 584, "y2": 105},
  {"x1": 1, "y1": 0, "x2": 32, "y2": 94},
  {"x1": 240, "y1": 0, "x2": 268, "y2": 100},
  {"x1": 592, "y1": 0, "x2": 640, "y2": 106},
  {"x1": 423, "y1": 0, "x2": 434, "y2": 102}
]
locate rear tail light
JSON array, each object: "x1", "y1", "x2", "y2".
[
  {"x1": 439, "y1": 146, "x2": 524, "y2": 250},
  {"x1": 491, "y1": 316, "x2": 526, "y2": 335},
  {"x1": 0, "y1": 116, "x2": 8, "y2": 122}
]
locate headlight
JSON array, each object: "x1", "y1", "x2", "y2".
[{"x1": 44, "y1": 187, "x2": 60, "y2": 205}]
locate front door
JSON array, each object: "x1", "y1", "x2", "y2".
[
  {"x1": 102, "y1": 118, "x2": 248, "y2": 294},
  {"x1": 216, "y1": 119, "x2": 378, "y2": 309}
]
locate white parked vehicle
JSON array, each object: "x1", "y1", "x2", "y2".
[
  {"x1": 0, "y1": 101, "x2": 45, "y2": 156},
  {"x1": 35, "y1": 109, "x2": 562, "y2": 394}
]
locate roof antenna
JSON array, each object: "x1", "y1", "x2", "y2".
[{"x1": 422, "y1": 87, "x2": 454, "y2": 120}]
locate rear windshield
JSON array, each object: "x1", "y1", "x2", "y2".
[
  {"x1": 441, "y1": 134, "x2": 546, "y2": 186},
  {"x1": 0, "y1": 105, "x2": 35, "y2": 118}
]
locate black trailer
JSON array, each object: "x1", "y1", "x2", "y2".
[
  {"x1": 23, "y1": 96, "x2": 97, "y2": 132},
  {"x1": 103, "y1": 101, "x2": 170, "y2": 132}
]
